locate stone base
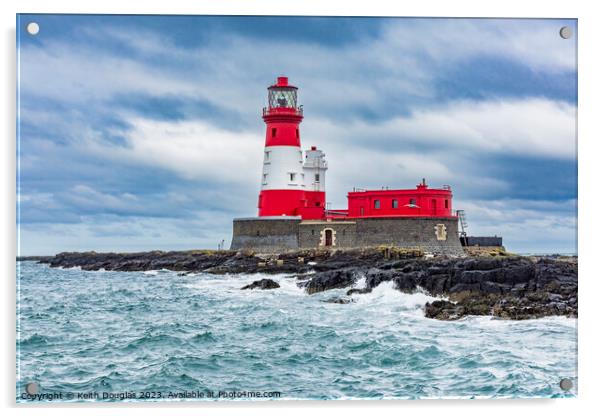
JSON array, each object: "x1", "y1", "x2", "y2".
[
  {"x1": 230, "y1": 216, "x2": 301, "y2": 253},
  {"x1": 231, "y1": 216, "x2": 464, "y2": 255}
]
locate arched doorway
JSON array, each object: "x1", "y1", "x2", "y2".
[
  {"x1": 320, "y1": 228, "x2": 336, "y2": 247},
  {"x1": 325, "y1": 229, "x2": 333, "y2": 246}
]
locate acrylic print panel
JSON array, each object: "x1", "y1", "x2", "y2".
[{"x1": 16, "y1": 14, "x2": 577, "y2": 402}]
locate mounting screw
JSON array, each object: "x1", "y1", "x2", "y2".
[
  {"x1": 25, "y1": 382, "x2": 39, "y2": 395},
  {"x1": 559, "y1": 26, "x2": 572, "y2": 39},
  {"x1": 559, "y1": 378, "x2": 573, "y2": 391},
  {"x1": 26, "y1": 22, "x2": 40, "y2": 35}
]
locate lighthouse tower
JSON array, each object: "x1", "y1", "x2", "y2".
[{"x1": 258, "y1": 77, "x2": 327, "y2": 219}]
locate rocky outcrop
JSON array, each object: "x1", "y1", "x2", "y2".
[
  {"x1": 241, "y1": 279, "x2": 280, "y2": 290},
  {"x1": 298, "y1": 256, "x2": 577, "y2": 320},
  {"x1": 24, "y1": 248, "x2": 577, "y2": 320},
  {"x1": 40, "y1": 250, "x2": 237, "y2": 272},
  {"x1": 303, "y1": 268, "x2": 362, "y2": 295},
  {"x1": 34, "y1": 248, "x2": 411, "y2": 274},
  {"x1": 17, "y1": 256, "x2": 53, "y2": 262}
]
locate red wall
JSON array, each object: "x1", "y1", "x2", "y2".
[
  {"x1": 346, "y1": 185, "x2": 454, "y2": 218},
  {"x1": 299, "y1": 191, "x2": 326, "y2": 219},
  {"x1": 263, "y1": 107, "x2": 303, "y2": 147},
  {"x1": 258, "y1": 189, "x2": 325, "y2": 219}
]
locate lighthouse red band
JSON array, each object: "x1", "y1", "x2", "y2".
[{"x1": 258, "y1": 77, "x2": 327, "y2": 220}]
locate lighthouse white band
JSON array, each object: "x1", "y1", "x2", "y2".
[{"x1": 261, "y1": 146, "x2": 327, "y2": 192}]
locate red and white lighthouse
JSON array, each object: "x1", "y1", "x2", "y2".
[
  {"x1": 232, "y1": 77, "x2": 466, "y2": 254},
  {"x1": 257, "y1": 77, "x2": 327, "y2": 219}
]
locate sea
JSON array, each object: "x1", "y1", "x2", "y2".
[{"x1": 16, "y1": 261, "x2": 577, "y2": 402}]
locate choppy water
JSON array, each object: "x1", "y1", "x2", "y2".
[{"x1": 17, "y1": 261, "x2": 577, "y2": 401}]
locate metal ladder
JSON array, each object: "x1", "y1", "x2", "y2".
[{"x1": 456, "y1": 209, "x2": 468, "y2": 245}]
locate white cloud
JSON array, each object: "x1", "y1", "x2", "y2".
[
  {"x1": 99, "y1": 117, "x2": 264, "y2": 183},
  {"x1": 65, "y1": 185, "x2": 139, "y2": 211},
  {"x1": 308, "y1": 97, "x2": 576, "y2": 159},
  {"x1": 76, "y1": 95, "x2": 574, "y2": 210},
  {"x1": 19, "y1": 42, "x2": 197, "y2": 104},
  {"x1": 381, "y1": 19, "x2": 576, "y2": 73}
]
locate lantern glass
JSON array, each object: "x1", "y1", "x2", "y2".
[{"x1": 268, "y1": 87, "x2": 297, "y2": 109}]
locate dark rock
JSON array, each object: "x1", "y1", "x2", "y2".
[
  {"x1": 240, "y1": 279, "x2": 280, "y2": 290},
  {"x1": 17, "y1": 256, "x2": 53, "y2": 262},
  {"x1": 417, "y1": 272, "x2": 447, "y2": 294},
  {"x1": 365, "y1": 268, "x2": 398, "y2": 289},
  {"x1": 548, "y1": 293, "x2": 563, "y2": 302},
  {"x1": 300, "y1": 267, "x2": 362, "y2": 295},
  {"x1": 346, "y1": 288, "x2": 373, "y2": 295},
  {"x1": 322, "y1": 297, "x2": 355, "y2": 304},
  {"x1": 424, "y1": 300, "x2": 462, "y2": 320},
  {"x1": 449, "y1": 283, "x2": 481, "y2": 293}
]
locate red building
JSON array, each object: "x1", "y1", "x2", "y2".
[
  {"x1": 341, "y1": 179, "x2": 454, "y2": 218},
  {"x1": 257, "y1": 77, "x2": 455, "y2": 221}
]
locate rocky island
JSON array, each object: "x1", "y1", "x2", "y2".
[{"x1": 19, "y1": 247, "x2": 577, "y2": 321}]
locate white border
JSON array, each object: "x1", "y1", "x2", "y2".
[{"x1": 3, "y1": 1, "x2": 601, "y2": 415}]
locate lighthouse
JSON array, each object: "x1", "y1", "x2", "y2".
[
  {"x1": 257, "y1": 77, "x2": 327, "y2": 219},
  {"x1": 231, "y1": 76, "x2": 467, "y2": 256}
]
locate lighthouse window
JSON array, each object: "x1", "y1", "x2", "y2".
[
  {"x1": 374, "y1": 200, "x2": 380, "y2": 209},
  {"x1": 263, "y1": 173, "x2": 268, "y2": 184},
  {"x1": 271, "y1": 128, "x2": 277, "y2": 138},
  {"x1": 269, "y1": 87, "x2": 298, "y2": 108},
  {"x1": 315, "y1": 173, "x2": 320, "y2": 182},
  {"x1": 392, "y1": 199, "x2": 398, "y2": 209},
  {"x1": 264, "y1": 151, "x2": 270, "y2": 161},
  {"x1": 445, "y1": 200, "x2": 449, "y2": 209},
  {"x1": 296, "y1": 128, "x2": 299, "y2": 139},
  {"x1": 289, "y1": 173, "x2": 296, "y2": 182}
]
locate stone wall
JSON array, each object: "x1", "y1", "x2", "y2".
[
  {"x1": 231, "y1": 216, "x2": 464, "y2": 255},
  {"x1": 298, "y1": 217, "x2": 463, "y2": 255},
  {"x1": 298, "y1": 221, "x2": 357, "y2": 249},
  {"x1": 355, "y1": 217, "x2": 463, "y2": 255},
  {"x1": 230, "y1": 217, "x2": 301, "y2": 252}
]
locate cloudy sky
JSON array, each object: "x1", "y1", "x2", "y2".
[{"x1": 17, "y1": 15, "x2": 577, "y2": 255}]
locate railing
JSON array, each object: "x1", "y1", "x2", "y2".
[{"x1": 262, "y1": 105, "x2": 303, "y2": 117}]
